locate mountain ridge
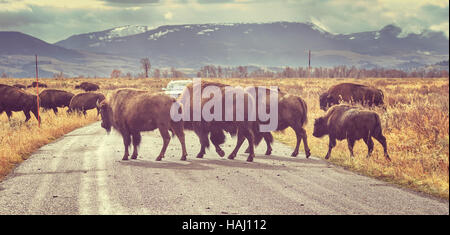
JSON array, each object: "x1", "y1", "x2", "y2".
[{"x1": 0, "y1": 22, "x2": 448, "y2": 77}]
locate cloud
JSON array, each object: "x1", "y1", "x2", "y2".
[
  {"x1": 99, "y1": 0, "x2": 159, "y2": 5},
  {"x1": 196, "y1": 0, "x2": 234, "y2": 4},
  {"x1": 0, "y1": 0, "x2": 448, "y2": 43},
  {"x1": 164, "y1": 11, "x2": 173, "y2": 20}
]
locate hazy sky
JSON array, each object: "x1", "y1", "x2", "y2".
[{"x1": 0, "y1": 0, "x2": 448, "y2": 43}]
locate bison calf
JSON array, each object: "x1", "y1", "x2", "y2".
[
  {"x1": 313, "y1": 104, "x2": 390, "y2": 161},
  {"x1": 98, "y1": 89, "x2": 187, "y2": 161}
]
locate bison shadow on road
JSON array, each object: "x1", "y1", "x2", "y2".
[
  {"x1": 119, "y1": 154, "x2": 328, "y2": 171},
  {"x1": 256, "y1": 154, "x2": 326, "y2": 164},
  {"x1": 9, "y1": 169, "x2": 105, "y2": 177},
  {"x1": 119, "y1": 159, "x2": 213, "y2": 171}
]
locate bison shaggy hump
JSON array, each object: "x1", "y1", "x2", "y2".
[
  {"x1": 98, "y1": 89, "x2": 187, "y2": 161},
  {"x1": 68, "y1": 92, "x2": 105, "y2": 116},
  {"x1": 313, "y1": 104, "x2": 390, "y2": 161},
  {"x1": 39, "y1": 89, "x2": 74, "y2": 114},
  {"x1": 319, "y1": 83, "x2": 384, "y2": 111}
]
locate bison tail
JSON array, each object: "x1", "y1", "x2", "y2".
[
  {"x1": 297, "y1": 97, "x2": 308, "y2": 126},
  {"x1": 210, "y1": 129, "x2": 226, "y2": 146},
  {"x1": 169, "y1": 128, "x2": 175, "y2": 137},
  {"x1": 373, "y1": 114, "x2": 383, "y2": 136}
]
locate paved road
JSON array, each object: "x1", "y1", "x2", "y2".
[{"x1": 0, "y1": 122, "x2": 448, "y2": 215}]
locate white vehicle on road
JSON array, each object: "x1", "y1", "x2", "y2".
[{"x1": 162, "y1": 79, "x2": 193, "y2": 98}]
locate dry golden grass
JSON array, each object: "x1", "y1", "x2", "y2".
[
  {"x1": 1, "y1": 77, "x2": 448, "y2": 199},
  {"x1": 210, "y1": 77, "x2": 449, "y2": 199}
]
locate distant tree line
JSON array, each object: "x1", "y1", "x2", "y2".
[
  {"x1": 196, "y1": 65, "x2": 449, "y2": 78},
  {"x1": 109, "y1": 67, "x2": 186, "y2": 79}
]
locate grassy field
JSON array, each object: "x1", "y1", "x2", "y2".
[{"x1": 0, "y1": 77, "x2": 448, "y2": 199}]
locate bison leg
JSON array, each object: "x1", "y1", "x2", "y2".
[
  {"x1": 373, "y1": 134, "x2": 391, "y2": 161},
  {"x1": 363, "y1": 136, "x2": 374, "y2": 158},
  {"x1": 263, "y1": 132, "x2": 273, "y2": 156},
  {"x1": 194, "y1": 128, "x2": 209, "y2": 158},
  {"x1": 52, "y1": 107, "x2": 58, "y2": 115},
  {"x1": 23, "y1": 111, "x2": 31, "y2": 122},
  {"x1": 242, "y1": 128, "x2": 256, "y2": 162},
  {"x1": 31, "y1": 109, "x2": 40, "y2": 124},
  {"x1": 121, "y1": 133, "x2": 131, "y2": 160},
  {"x1": 210, "y1": 129, "x2": 225, "y2": 157},
  {"x1": 156, "y1": 126, "x2": 171, "y2": 161},
  {"x1": 227, "y1": 129, "x2": 246, "y2": 160},
  {"x1": 172, "y1": 122, "x2": 188, "y2": 161},
  {"x1": 325, "y1": 136, "x2": 336, "y2": 160},
  {"x1": 246, "y1": 132, "x2": 273, "y2": 156},
  {"x1": 6, "y1": 111, "x2": 12, "y2": 122},
  {"x1": 291, "y1": 128, "x2": 301, "y2": 157},
  {"x1": 131, "y1": 132, "x2": 141, "y2": 160},
  {"x1": 229, "y1": 127, "x2": 255, "y2": 162},
  {"x1": 301, "y1": 129, "x2": 311, "y2": 158},
  {"x1": 292, "y1": 127, "x2": 310, "y2": 158},
  {"x1": 347, "y1": 138, "x2": 356, "y2": 158}
]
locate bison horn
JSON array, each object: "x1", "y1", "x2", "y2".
[{"x1": 96, "y1": 99, "x2": 100, "y2": 108}]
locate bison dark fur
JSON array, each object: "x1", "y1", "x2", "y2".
[
  {"x1": 39, "y1": 89, "x2": 74, "y2": 114},
  {"x1": 0, "y1": 84, "x2": 40, "y2": 123},
  {"x1": 313, "y1": 104, "x2": 390, "y2": 161},
  {"x1": 98, "y1": 89, "x2": 187, "y2": 161},
  {"x1": 27, "y1": 82, "x2": 48, "y2": 88},
  {"x1": 75, "y1": 82, "x2": 100, "y2": 92},
  {"x1": 68, "y1": 92, "x2": 105, "y2": 116},
  {"x1": 320, "y1": 83, "x2": 384, "y2": 111}
]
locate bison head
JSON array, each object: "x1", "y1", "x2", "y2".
[
  {"x1": 313, "y1": 117, "x2": 328, "y2": 137},
  {"x1": 97, "y1": 99, "x2": 112, "y2": 133},
  {"x1": 319, "y1": 93, "x2": 332, "y2": 111}
]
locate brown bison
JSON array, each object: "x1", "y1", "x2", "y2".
[
  {"x1": 98, "y1": 89, "x2": 187, "y2": 161},
  {"x1": 27, "y1": 82, "x2": 48, "y2": 88},
  {"x1": 178, "y1": 81, "x2": 257, "y2": 162},
  {"x1": 246, "y1": 87, "x2": 311, "y2": 158},
  {"x1": 0, "y1": 84, "x2": 40, "y2": 123},
  {"x1": 319, "y1": 83, "x2": 384, "y2": 111},
  {"x1": 39, "y1": 89, "x2": 74, "y2": 114},
  {"x1": 68, "y1": 92, "x2": 105, "y2": 116},
  {"x1": 75, "y1": 82, "x2": 100, "y2": 92},
  {"x1": 13, "y1": 84, "x2": 26, "y2": 89},
  {"x1": 313, "y1": 104, "x2": 390, "y2": 161}
]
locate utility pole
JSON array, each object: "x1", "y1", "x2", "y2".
[
  {"x1": 35, "y1": 54, "x2": 41, "y2": 127},
  {"x1": 308, "y1": 50, "x2": 311, "y2": 78}
]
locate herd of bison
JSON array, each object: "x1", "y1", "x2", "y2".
[{"x1": 0, "y1": 81, "x2": 390, "y2": 162}]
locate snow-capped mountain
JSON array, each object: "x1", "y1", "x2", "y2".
[
  {"x1": 0, "y1": 22, "x2": 448, "y2": 77},
  {"x1": 55, "y1": 25, "x2": 152, "y2": 51},
  {"x1": 54, "y1": 22, "x2": 449, "y2": 69}
]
